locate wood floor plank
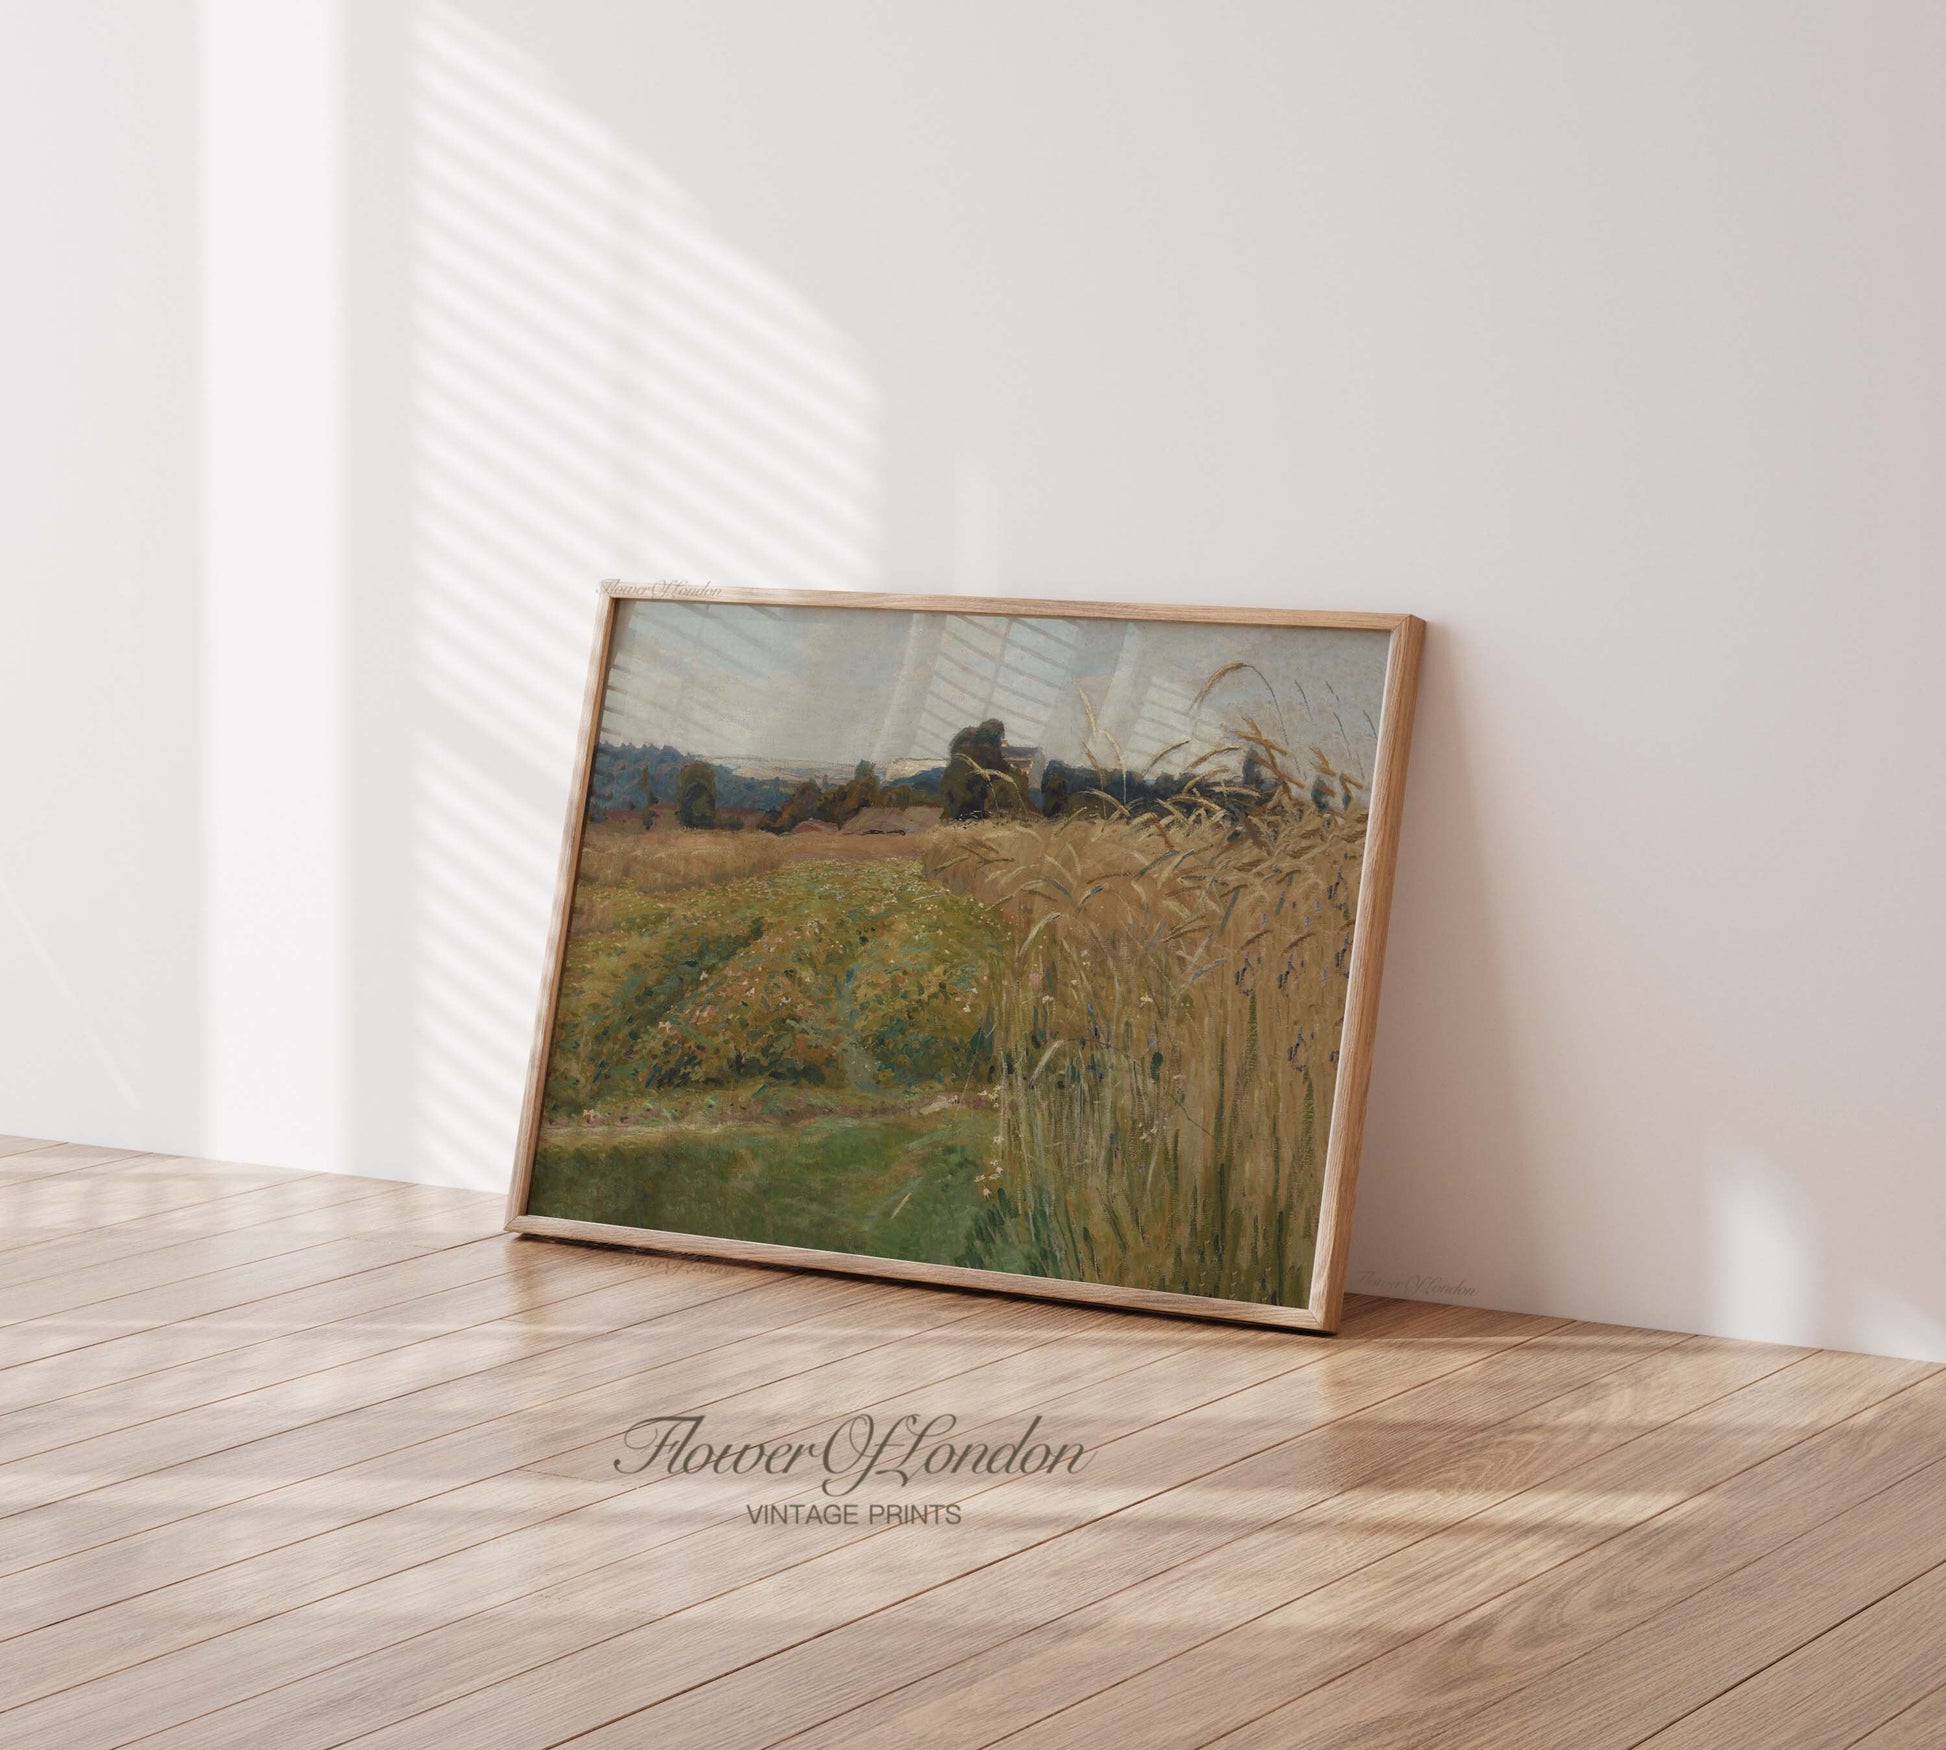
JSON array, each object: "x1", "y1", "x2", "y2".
[
  {"x1": 0, "y1": 1234, "x2": 480, "y2": 1372},
  {"x1": 0, "y1": 1146, "x2": 295, "y2": 1204},
  {"x1": 1633, "y1": 1559, "x2": 1946, "y2": 1749},
  {"x1": 233, "y1": 1314, "x2": 1338, "y2": 1750},
  {"x1": 0, "y1": 1234, "x2": 531, "y2": 1415},
  {"x1": 0, "y1": 1180, "x2": 495, "y2": 1327},
  {"x1": 0, "y1": 1154, "x2": 311, "y2": 1254},
  {"x1": 7, "y1": 1296, "x2": 1124, "y2": 1748},
  {"x1": 0, "y1": 1238, "x2": 645, "y2": 1469},
  {"x1": 0, "y1": 1256, "x2": 786, "y2": 1521},
  {"x1": 576, "y1": 1311, "x2": 1638, "y2": 1750},
  {"x1": 0, "y1": 1137, "x2": 63, "y2": 1160},
  {"x1": 317, "y1": 1302, "x2": 1539, "y2": 1750},
  {"x1": 1422, "y1": 1452, "x2": 1946, "y2": 1748},
  {"x1": 1193, "y1": 1361, "x2": 1946, "y2": 1750},
  {"x1": 994, "y1": 1346, "x2": 1932, "y2": 1750},
  {"x1": 0, "y1": 1257, "x2": 798, "y2": 1592},
  {"x1": 183, "y1": 1306, "x2": 1393, "y2": 1750},
  {"x1": 1851, "y1": 1683, "x2": 1946, "y2": 1747},
  {"x1": 0, "y1": 1277, "x2": 977, "y2": 1721},
  {"x1": 0, "y1": 1144, "x2": 157, "y2": 1189},
  {"x1": 0, "y1": 1185, "x2": 501, "y2": 1368},
  {"x1": 71, "y1": 1303, "x2": 1217, "y2": 1750},
  {"x1": 780, "y1": 1329, "x2": 1803, "y2": 1750},
  {"x1": 0, "y1": 1167, "x2": 414, "y2": 1281}
]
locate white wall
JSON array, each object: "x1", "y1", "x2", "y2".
[{"x1": 4, "y1": 1, "x2": 1943, "y2": 1358}]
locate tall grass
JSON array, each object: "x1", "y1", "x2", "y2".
[{"x1": 921, "y1": 786, "x2": 1364, "y2": 1308}]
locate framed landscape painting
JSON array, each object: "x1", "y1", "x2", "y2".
[{"x1": 508, "y1": 585, "x2": 1423, "y2": 1332}]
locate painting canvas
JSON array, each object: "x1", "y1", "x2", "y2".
[{"x1": 509, "y1": 586, "x2": 1422, "y2": 1331}]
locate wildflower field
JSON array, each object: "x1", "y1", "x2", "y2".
[{"x1": 529, "y1": 825, "x2": 1017, "y2": 1268}]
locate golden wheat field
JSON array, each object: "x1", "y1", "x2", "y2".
[{"x1": 922, "y1": 800, "x2": 1363, "y2": 1306}]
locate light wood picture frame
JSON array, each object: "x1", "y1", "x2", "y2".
[{"x1": 508, "y1": 584, "x2": 1423, "y2": 1332}]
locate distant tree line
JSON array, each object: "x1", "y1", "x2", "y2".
[
  {"x1": 586, "y1": 720, "x2": 1333, "y2": 836},
  {"x1": 759, "y1": 760, "x2": 936, "y2": 833},
  {"x1": 589, "y1": 743, "x2": 799, "y2": 818}
]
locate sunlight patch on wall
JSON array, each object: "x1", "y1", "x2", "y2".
[{"x1": 402, "y1": 3, "x2": 882, "y2": 1182}]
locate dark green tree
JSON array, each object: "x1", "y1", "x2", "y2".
[
  {"x1": 817, "y1": 762, "x2": 881, "y2": 826},
  {"x1": 677, "y1": 761, "x2": 718, "y2": 829},
  {"x1": 1041, "y1": 767, "x2": 1070, "y2": 818},
  {"x1": 765, "y1": 778, "x2": 824, "y2": 834},
  {"x1": 941, "y1": 718, "x2": 1007, "y2": 821},
  {"x1": 636, "y1": 762, "x2": 659, "y2": 829}
]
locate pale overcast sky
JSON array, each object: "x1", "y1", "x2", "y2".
[{"x1": 598, "y1": 600, "x2": 1391, "y2": 781}]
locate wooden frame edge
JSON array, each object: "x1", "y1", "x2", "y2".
[
  {"x1": 506, "y1": 583, "x2": 1424, "y2": 1337},
  {"x1": 509, "y1": 1212, "x2": 1330, "y2": 1332},
  {"x1": 602, "y1": 581, "x2": 1412, "y2": 635},
  {"x1": 503, "y1": 584, "x2": 620, "y2": 1229},
  {"x1": 1307, "y1": 613, "x2": 1425, "y2": 1329}
]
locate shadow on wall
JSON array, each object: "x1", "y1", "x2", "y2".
[{"x1": 352, "y1": 3, "x2": 885, "y2": 1188}]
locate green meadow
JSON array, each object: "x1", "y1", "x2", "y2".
[{"x1": 530, "y1": 830, "x2": 1022, "y2": 1269}]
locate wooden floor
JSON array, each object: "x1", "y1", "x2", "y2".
[{"x1": 0, "y1": 1144, "x2": 1942, "y2": 1749}]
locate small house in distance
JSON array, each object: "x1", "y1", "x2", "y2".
[
  {"x1": 791, "y1": 818, "x2": 840, "y2": 835},
  {"x1": 1002, "y1": 744, "x2": 1046, "y2": 790},
  {"x1": 841, "y1": 806, "x2": 939, "y2": 836}
]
